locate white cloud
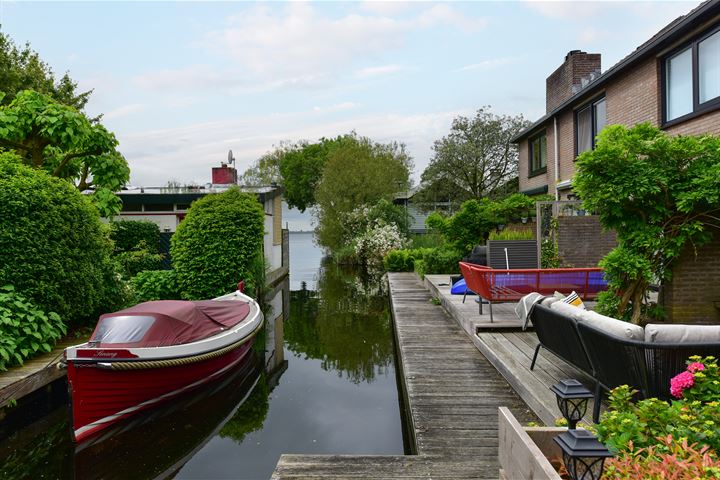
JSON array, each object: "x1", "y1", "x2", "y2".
[
  {"x1": 103, "y1": 103, "x2": 145, "y2": 120},
  {"x1": 524, "y1": 1, "x2": 608, "y2": 20},
  {"x1": 415, "y1": 4, "x2": 487, "y2": 33},
  {"x1": 355, "y1": 64, "x2": 407, "y2": 78},
  {"x1": 359, "y1": 1, "x2": 414, "y2": 16},
  {"x1": 312, "y1": 102, "x2": 359, "y2": 113},
  {"x1": 118, "y1": 109, "x2": 468, "y2": 186},
  {"x1": 454, "y1": 56, "x2": 521, "y2": 73}
]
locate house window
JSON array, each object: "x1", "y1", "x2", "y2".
[
  {"x1": 664, "y1": 28, "x2": 720, "y2": 123},
  {"x1": 529, "y1": 133, "x2": 547, "y2": 176},
  {"x1": 576, "y1": 97, "x2": 606, "y2": 155}
]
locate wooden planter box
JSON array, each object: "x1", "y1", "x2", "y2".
[{"x1": 498, "y1": 407, "x2": 563, "y2": 480}]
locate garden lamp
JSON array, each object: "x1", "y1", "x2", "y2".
[
  {"x1": 554, "y1": 429, "x2": 613, "y2": 480},
  {"x1": 550, "y1": 379, "x2": 593, "y2": 429}
]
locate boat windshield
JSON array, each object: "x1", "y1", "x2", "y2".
[{"x1": 93, "y1": 315, "x2": 156, "y2": 344}]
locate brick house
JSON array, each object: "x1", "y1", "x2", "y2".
[
  {"x1": 513, "y1": 0, "x2": 720, "y2": 323},
  {"x1": 513, "y1": 0, "x2": 720, "y2": 200}
]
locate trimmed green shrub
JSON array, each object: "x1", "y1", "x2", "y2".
[
  {"x1": 422, "y1": 245, "x2": 462, "y2": 275},
  {"x1": 171, "y1": 187, "x2": 265, "y2": 300},
  {"x1": 131, "y1": 270, "x2": 181, "y2": 302},
  {"x1": 488, "y1": 229, "x2": 534, "y2": 241},
  {"x1": 116, "y1": 242, "x2": 164, "y2": 278},
  {"x1": 0, "y1": 154, "x2": 121, "y2": 325},
  {"x1": 383, "y1": 248, "x2": 433, "y2": 272},
  {"x1": 414, "y1": 259, "x2": 426, "y2": 279},
  {"x1": 110, "y1": 220, "x2": 160, "y2": 253},
  {"x1": 0, "y1": 285, "x2": 66, "y2": 370}
]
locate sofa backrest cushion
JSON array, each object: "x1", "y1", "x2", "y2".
[
  {"x1": 549, "y1": 301, "x2": 585, "y2": 322},
  {"x1": 541, "y1": 296, "x2": 561, "y2": 307},
  {"x1": 551, "y1": 302, "x2": 644, "y2": 340},
  {"x1": 579, "y1": 311, "x2": 645, "y2": 341},
  {"x1": 645, "y1": 324, "x2": 720, "y2": 344}
]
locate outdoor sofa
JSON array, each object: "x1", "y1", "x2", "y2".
[
  {"x1": 530, "y1": 300, "x2": 720, "y2": 422},
  {"x1": 458, "y1": 261, "x2": 607, "y2": 322}
]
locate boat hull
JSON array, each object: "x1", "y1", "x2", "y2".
[{"x1": 68, "y1": 339, "x2": 255, "y2": 443}]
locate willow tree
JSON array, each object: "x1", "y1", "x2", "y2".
[
  {"x1": 574, "y1": 123, "x2": 720, "y2": 324},
  {"x1": 0, "y1": 90, "x2": 128, "y2": 216}
]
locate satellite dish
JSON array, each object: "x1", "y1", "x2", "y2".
[{"x1": 227, "y1": 149, "x2": 235, "y2": 166}]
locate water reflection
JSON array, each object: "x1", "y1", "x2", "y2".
[
  {"x1": 0, "y1": 235, "x2": 405, "y2": 479},
  {"x1": 285, "y1": 261, "x2": 394, "y2": 384}
]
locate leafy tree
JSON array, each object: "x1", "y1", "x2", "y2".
[
  {"x1": 419, "y1": 107, "x2": 528, "y2": 202},
  {"x1": 0, "y1": 32, "x2": 90, "y2": 110},
  {"x1": 314, "y1": 135, "x2": 412, "y2": 253},
  {"x1": 171, "y1": 187, "x2": 265, "y2": 300},
  {"x1": 239, "y1": 143, "x2": 288, "y2": 186},
  {"x1": 574, "y1": 123, "x2": 720, "y2": 324},
  {"x1": 0, "y1": 153, "x2": 126, "y2": 325},
  {"x1": 279, "y1": 135, "x2": 358, "y2": 212},
  {"x1": 0, "y1": 90, "x2": 129, "y2": 216}
]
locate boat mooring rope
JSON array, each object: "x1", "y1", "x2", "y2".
[{"x1": 105, "y1": 322, "x2": 262, "y2": 371}]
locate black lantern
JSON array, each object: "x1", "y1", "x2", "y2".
[
  {"x1": 550, "y1": 379, "x2": 593, "y2": 429},
  {"x1": 554, "y1": 429, "x2": 613, "y2": 480}
]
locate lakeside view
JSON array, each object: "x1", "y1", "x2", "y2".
[{"x1": 1, "y1": 2, "x2": 720, "y2": 479}]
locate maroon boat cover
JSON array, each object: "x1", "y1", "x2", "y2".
[{"x1": 89, "y1": 300, "x2": 251, "y2": 348}]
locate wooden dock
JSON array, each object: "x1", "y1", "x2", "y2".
[
  {"x1": 272, "y1": 273, "x2": 537, "y2": 479},
  {"x1": 423, "y1": 274, "x2": 599, "y2": 426},
  {"x1": 0, "y1": 338, "x2": 75, "y2": 409}
]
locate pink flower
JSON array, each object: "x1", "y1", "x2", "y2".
[
  {"x1": 670, "y1": 371, "x2": 695, "y2": 398},
  {"x1": 688, "y1": 362, "x2": 705, "y2": 373}
]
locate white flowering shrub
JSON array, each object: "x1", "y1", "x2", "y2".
[{"x1": 355, "y1": 222, "x2": 408, "y2": 267}]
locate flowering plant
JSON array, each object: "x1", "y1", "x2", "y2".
[
  {"x1": 670, "y1": 356, "x2": 720, "y2": 402},
  {"x1": 354, "y1": 223, "x2": 407, "y2": 267}
]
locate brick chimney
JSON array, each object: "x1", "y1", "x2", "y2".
[
  {"x1": 212, "y1": 162, "x2": 238, "y2": 185},
  {"x1": 546, "y1": 50, "x2": 601, "y2": 113}
]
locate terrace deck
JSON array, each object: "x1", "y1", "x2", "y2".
[
  {"x1": 424, "y1": 274, "x2": 600, "y2": 426},
  {"x1": 272, "y1": 272, "x2": 537, "y2": 479}
]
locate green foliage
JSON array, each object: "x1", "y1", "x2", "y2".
[
  {"x1": 131, "y1": 270, "x2": 181, "y2": 302},
  {"x1": 171, "y1": 187, "x2": 265, "y2": 300},
  {"x1": 110, "y1": 220, "x2": 160, "y2": 253},
  {"x1": 426, "y1": 194, "x2": 544, "y2": 255},
  {"x1": 409, "y1": 232, "x2": 444, "y2": 249},
  {"x1": 279, "y1": 137, "x2": 353, "y2": 212},
  {"x1": 115, "y1": 243, "x2": 164, "y2": 278},
  {"x1": 0, "y1": 90, "x2": 129, "y2": 216},
  {"x1": 603, "y1": 435, "x2": 720, "y2": 480},
  {"x1": 240, "y1": 143, "x2": 286, "y2": 186},
  {"x1": 419, "y1": 107, "x2": 528, "y2": 201},
  {"x1": 0, "y1": 155, "x2": 123, "y2": 325},
  {"x1": 540, "y1": 237, "x2": 561, "y2": 268},
  {"x1": 219, "y1": 373, "x2": 270, "y2": 443},
  {"x1": 413, "y1": 259, "x2": 426, "y2": 278},
  {"x1": 574, "y1": 123, "x2": 720, "y2": 324},
  {"x1": 0, "y1": 286, "x2": 66, "y2": 371},
  {"x1": 283, "y1": 262, "x2": 394, "y2": 384},
  {"x1": 488, "y1": 229, "x2": 534, "y2": 241},
  {"x1": 421, "y1": 245, "x2": 462, "y2": 274},
  {"x1": 383, "y1": 248, "x2": 433, "y2": 272},
  {"x1": 596, "y1": 384, "x2": 720, "y2": 456},
  {"x1": 314, "y1": 134, "x2": 412, "y2": 253},
  {"x1": 0, "y1": 32, "x2": 90, "y2": 110}
]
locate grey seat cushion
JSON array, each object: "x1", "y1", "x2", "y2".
[
  {"x1": 550, "y1": 301, "x2": 586, "y2": 322},
  {"x1": 645, "y1": 324, "x2": 720, "y2": 344}
]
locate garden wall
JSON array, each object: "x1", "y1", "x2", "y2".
[
  {"x1": 556, "y1": 216, "x2": 616, "y2": 268},
  {"x1": 663, "y1": 232, "x2": 720, "y2": 324}
]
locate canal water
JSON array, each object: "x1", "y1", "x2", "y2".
[{"x1": 0, "y1": 232, "x2": 407, "y2": 479}]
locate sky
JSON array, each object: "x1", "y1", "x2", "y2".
[{"x1": 0, "y1": 0, "x2": 703, "y2": 188}]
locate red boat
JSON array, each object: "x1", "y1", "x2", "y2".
[{"x1": 64, "y1": 290, "x2": 264, "y2": 443}]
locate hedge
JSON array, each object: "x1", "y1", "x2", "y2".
[
  {"x1": 110, "y1": 220, "x2": 160, "y2": 253},
  {"x1": 383, "y1": 248, "x2": 433, "y2": 272},
  {"x1": 131, "y1": 270, "x2": 181, "y2": 302},
  {"x1": 171, "y1": 187, "x2": 265, "y2": 300},
  {"x1": 0, "y1": 154, "x2": 123, "y2": 325}
]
